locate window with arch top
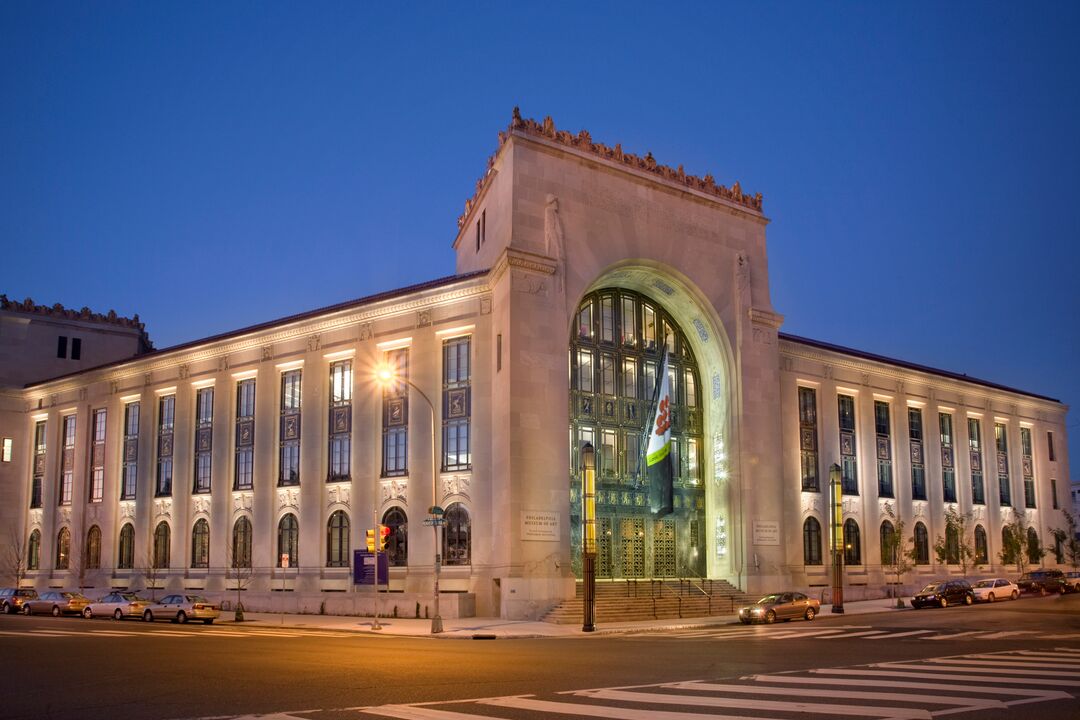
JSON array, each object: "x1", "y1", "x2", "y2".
[
  {"x1": 118, "y1": 523, "x2": 135, "y2": 569},
  {"x1": 843, "y1": 518, "x2": 861, "y2": 565},
  {"x1": 802, "y1": 517, "x2": 822, "y2": 565},
  {"x1": 443, "y1": 503, "x2": 471, "y2": 566},
  {"x1": 326, "y1": 510, "x2": 350, "y2": 568},
  {"x1": 913, "y1": 522, "x2": 929, "y2": 565},
  {"x1": 191, "y1": 518, "x2": 210, "y2": 569},
  {"x1": 55, "y1": 527, "x2": 70, "y2": 570},
  {"x1": 381, "y1": 507, "x2": 408, "y2": 567},
  {"x1": 278, "y1": 513, "x2": 299, "y2": 568}
]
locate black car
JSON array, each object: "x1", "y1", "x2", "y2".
[
  {"x1": 1017, "y1": 569, "x2": 1068, "y2": 595},
  {"x1": 911, "y1": 580, "x2": 974, "y2": 608}
]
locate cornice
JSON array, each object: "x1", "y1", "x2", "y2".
[
  {"x1": 779, "y1": 339, "x2": 1065, "y2": 415},
  {"x1": 24, "y1": 280, "x2": 491, "y2": 397},
  {"x1": 749, "y1": 308, "x2": 784, "y2": 329},
  {"x1": 489, "y1": 247, "x2": 558, "y2": 285}
]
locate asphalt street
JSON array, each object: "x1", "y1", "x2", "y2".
[{"x1": 0, "y1": 593, "x2": 1076, "y2": 720}]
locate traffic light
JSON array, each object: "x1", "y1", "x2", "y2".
[
  {"x1": 378, "y1": 524, "x2": 391, "y2": 551},
  {"x1": 365, "y1": 528, "x2": 376, "y2": 553}
]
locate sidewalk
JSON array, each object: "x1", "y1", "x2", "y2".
[{"x1": 219, "y1": 597, "x2": 910, "y2": 639}]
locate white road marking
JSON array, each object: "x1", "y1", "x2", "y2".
[
  {"x1": 483, "y1": 695, "x2": 780, "y2": 720},
  {"x1": 917, "y1": 657, "x2": 1080, "y2": 673},
  {"x1": 766, "y1": 629, "x2": 850, "y2": 639},
  {"x1": 818, "y1": 667, "x2": 1080, "y2": 686},
  {"x1": 866, "y1": 630, "x2": 934, "y2": 639},
  {"x1": 364, "y1": 704, "x2": 522, "y2": 720},
  {"x1": 660, "y1": 679, "x2": 1005, "y2": 709},
  {"x1": 748, "y1": 673, "x2": 1071, "y2": 700},
  {"x1": 976, "y1": 630, "x2": 1038, "y2": 639},
  {"x1": 923, "y1": 631, "x2": 985, "y2": 640},
  {"x1": 815, "y1": 630, "x2": 891, "y2": 639}
]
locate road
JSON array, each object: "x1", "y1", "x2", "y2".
[{"x1": 0, "y1": 593, "x2": 1076, "y2": 720}]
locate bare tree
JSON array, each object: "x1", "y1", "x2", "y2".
[
  {"x1": 881, "y1": 504, "x2": 912, "y2": 608},
  {"x1": 139, "y1": 548, "x2": 162, "y2": 601},
  {"x1": 933, "y1": 507, "x2": 976, "y2": 577},
  {"x1": 999, "y1": 509, "x2": 1042, "y2": 575},
  {"x1": 3, "y1": 529, "x2": 28, "y2": 587},
  {"x1": 225, "y1": 535, "x2": 253, "y2": 622},
  {"x1": 1051, "y1": 510, "x2": 1080, "y2": 570}
]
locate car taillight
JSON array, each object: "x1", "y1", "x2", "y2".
[{"x1": 193, "y1": 604, "x2": 206, "y2": 610}]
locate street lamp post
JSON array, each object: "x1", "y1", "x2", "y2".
[
  {"x1": 376, "y1": 366, "x2": 443, "y2": 634},
  {"x1": 581, "y1": 443, "x2": 596, "y2": 632},
  {"x1": 829, "y1": 462, "x2": 845, "y2": 614}
]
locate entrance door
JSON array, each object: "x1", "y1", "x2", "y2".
[
  {"x1": 653, "y1": 518, "x2": 676, "y2": 577},
  {"x1": 620, "y1": 518, "x2": 645, "y2": 578},
  {"x1": 597, "y1": 517, "x2": 612, "y2": 578}
]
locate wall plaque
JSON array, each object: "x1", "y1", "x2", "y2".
[
  {"x1": 753, "y1": 520, "x2": 780, "y2": 546},
  {"x1": 521, "y1": 510, "x2": 560, "y2": 541}
]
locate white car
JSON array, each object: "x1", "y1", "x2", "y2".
[
  {"x1": 83, "y1": 591, "x2": 153, "y2": 620},
  {"x1": 1066, "y1": 571, "x2": 1080, "y2": 591},
  {"x1": 142, "y1": 594, "x2": 220, "y2": 624},
  {"x1": 971, "y1": 578, "x2": 1019, "y2": 603}
]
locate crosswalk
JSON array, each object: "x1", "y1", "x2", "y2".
[
  {"x1": 352, "y1": 648, "x2": 1080, "y2": 720},
  {"x1": 619, "y1": 623, "x2": 1080, "y2": 642},
  {"x1": 0, "y1": 625, "x2": 361, "y2": 640}
]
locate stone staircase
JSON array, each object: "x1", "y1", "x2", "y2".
[{"x1": 541, "y1": 579, "x2": 754, "y2": 624}]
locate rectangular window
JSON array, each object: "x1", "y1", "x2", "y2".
[
  {"x1": 382, "y1": 348, "x2": 409, "y2": 477},
  {"x1": 968, "y1": 417, "x2": 984, "y2": 505},
  {"x1": 599, "y1": 354, "x2": 615, "y2": 396},
  {"x1": 837, "y1": 394, "x2": 857, "y2": 495},
  {"x1": 89, "y1": 408, "x2": 106, "y2": 502},
  {"x1": 576, "y1": 349, "x2": 593, "y2": 392},
  {"x1": 59, "y1": 415, "x2": 76, "y2": 505},
  {"x1": 156, "y1": 395, "x2": 174, "y2": 496},
  {"x1": 621, "y1": 296, "x2": 637, "y2": 346},
  {"x1": 1048, "y1": 431, "x2": 1055, "y2": 462},
  {"x1": 1051, "y1": 478, "x2": 1059, "y2": 509},
  {"x1": 798, "y1": 387, "x2": 819, "y2": 492},
  {"x1": 122, "y1": 402, "x2": 139, "y2": 500},
  {"x1": 279, "y1": 370, "x2": 302, "y2": 486},
  {"x1": 875, "y1": 401, "x2": 893, "y2": 498},
  {"x1": 940, "y1": 412, "x2": 956, "y2": 503},
  {"x1": 71, "y1": 338, "x2": 81, "y2": 360},
  {"x1": 193, "y1": 387, "x2": 213, "y2": 493},
  {"x1": 1, "y1": 437, "x2": 11, "y2": 462},
  {"x1": 622, "y1": 359, "x2": 638, "y2": 399},
  {"x1": 687, "y1": 437, "x2": 699, "y2": 481},
  {"x1": 30, "y1": 420, "x2": 46, "y2": 508},
  {"x1": 442, "y1": 338, "x2": 471, "y2": 471},
  {"x1": 235, "y1": 379, "x2": 255, "y2": 490},
  {"x1": 328, "y1": 361, "x2": 352, "y2": 481},
  {"x1": 684, "y1": 369, "x2": 697, "y2": 407},
  {"x1": 995, "y1": 422, "x2": 1010, "y2": 506},
  {"x1": 57, "y1": 336, "x2": 67, "y2": 359},
  {"x1": 1021, "y1": 426, "x2": 1035, "y2": 509},
  {"x1": 600, "y1": 295, "x2": 614, "y2": 344},
  {"x1": 909, "y1": 408, "x2": 926, "y2": 500},
  {"x1": 577, "y1": 301, "x2": 592, "y2": 340},
  {"x1": 624, "y1": 430, "x2": 641, "y2": 480},
  {"x1": 642, "y1": 303, "x2": 656, "y2": 350},
  {"x1": 600, "y1": 429, "x2": 616, "y2": 477}
]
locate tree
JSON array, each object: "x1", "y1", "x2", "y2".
[
  {"x1": 1050, "y1": 510, "x2": 1080, "y2": 569},
  {"x1": 2, "y1": 529, "x2": 28, "y2": 587},
  {"x1": 225, "y1": 531, "x2": 254, "y2": 622},
  {"x1": 932, "y1": 507, "x2": 976, "y2": 577},
  {"x1": 999, "y1": 510, "x2": 1041, "y2": 575},
  {"x1": 140, "y1": 549, "x2": 163, "y2": 602},
  {"x1": 881, "y1": 504, "x2": 912, "y2": 608}
]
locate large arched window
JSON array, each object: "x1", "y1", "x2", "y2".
[
  {"x1": 231, "y1": 517, "x2": 252, "y2": 569},
  {"x1": 803, "y1": 517, "x2": 822, "y2": 565},
  {"x1": 117, "y1": 523, "x2": 135, "y2": 569},
  {"x1": 843, "y1": 519, "x2": 861, "y2": 566},
  {"x1": 1026, "y1": 527, "x2": 1041, "y2": 564},
  {"x1": 879, "y1": 520, "x2": 896, "y2": 566},
  {"x1": 28, "y1": 529, "x2": 41, "y2": 571},
  {"x1": 913, "y1": 522, "x2": 929, "y2": 565},
  {"x1": 443, "y1": 503, "x2": 471, "y2": 566},
  {"x1": 945, "y1": 524, "x2": 960, "y2": 564},
  {"x1": 326, "y1": 510, "x2": 350, "y2": 568},
  {"x1": 278, "y1": 514, "x2": 299, "y2": 568},
  {"x1": 153, "y1": 521, "x2": 170, "y2": 569},
  {"x1": 974, "y1": 524, "x2": 988, "y2": 565},
  {"x1": 382, "y1": 507, "x2": 408, "y2": 567},
  {"x1": 55, "y1": 527, "x2": 71, "y2": 570},
  {"x1": 86, "y1": 525, "x2": 101, "y2": 569},
  {"x1": 191, "y1": 519, "x2": 210, "y2": 569}
]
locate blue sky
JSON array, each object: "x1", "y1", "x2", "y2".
[{"x1": 2, "y1": 2, "x2": 1078, "y2": 469}]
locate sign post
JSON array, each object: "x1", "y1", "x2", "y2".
[{"x1": 279, "y1": 553, "x2": 289, "y2": 624}]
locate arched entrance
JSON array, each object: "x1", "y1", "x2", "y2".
[{"x1": 568, "y1": 272, "x2": 733, "y2": 581}]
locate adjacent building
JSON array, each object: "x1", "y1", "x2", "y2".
[{"x1": 0, "y1": 111, "x2": 1072, "y2": 618}]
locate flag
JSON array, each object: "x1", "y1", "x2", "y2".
[{"x1": 645, "y1": 348, "x2": 673, "y2": 517}]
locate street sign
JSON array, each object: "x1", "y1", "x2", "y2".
[
  {"x1": 280, "y1": 553, "x2": 289, "y2": 569},
  {"x1": 429, "y1": 505, "x2": 444, "y2": 516},
  {"x1": 352, "y1": 550, "x2": 388, "y2": 585}
]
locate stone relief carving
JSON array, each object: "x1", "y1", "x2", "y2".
[
  {"x1": 692, "y1": 318, "x2": 709, "y2": 343},
  {"x1": 861, "y1": 373, "x2": 871, "y2": 387},
  {"x1": 512, "y1": 269, "x2": 549, "y2": 297},
  {"x1": 896, "y1": 380, "x2": 905, "y2": 395},
  {"x1": 780, "y1": 356, "x2": 794, "y2": 372},
  {"x1": 358, "y1": 322, "x2": 373, "y2": 341},
  {"x1": 110, "y1": 381, "x2": 119, "y2": 395},
  {"x1": 191, "y1": 496, "x2": 210, "y2": 516},
  {"x1": 218, "y1": 356, "x2": 230, "y2": 372},
  {"x1": 416, "y1": 310, "x2": 432, "y2": 328},
  {"x1": 119, "y1": 503, "x2": 135, "y2": 520},
  {"x1": 479, "y1": 296, "x2": 492, "y2": 315},
  {"x1": 801, "y1": 494, "x2": 821, "y2": 514},
  {"x1": 144, "y1": 372, "x2": 153, "y2": 386},
  {"x1": 307, "y1": 334, "x2": 321, "y2": 352},
  {"x1": 50, "y1": 394, "x2": 58, "y2": 407},
  {"x1": 232, "y1": 492, "x2": 253, "y2": 515},
  {"x1": 277, "y1": 488, "x2": 300, "y2": 511},
  {"x1": 178, "y1": 364, "x2": 190, "y2": 380},
  {"x1": 442, "y1": 474, "x2": 470, "y2": 500},
  {"x1": 262, "y1": 346, "x2": 273, "y2": 362},
  {"x1": 154, "y1": 498, "x2": 171, "y2": 518},
  {"x1": 29, "y1": 509, "x2": 42, "y2": 528},
  {"x1": 78, "y1": 387, "x2": 87, "y2": 401},
  {"x1": 58, "y1": 507, "x2": 71, "y2": 526},
  {"x1": 380, "y1": 479, "x2": 408, "y2": 505},
  {"x1": 912, "y1": 501, "x2": 927, "y2": 520},
  {"x1": 751, "y1": 327, "x2": 775, "y2": 346},
  {"x1": 824, "y1": 365, "x2": 834, "y2": 380},
  {"x1": 543, "y1": 194, "x2": 566, "y2": 261},
  {"x1": 327, "y1": 484, "x2": 351, "y2": 508}
]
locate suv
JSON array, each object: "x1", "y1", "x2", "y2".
[
  {"x1": 911, "y1": 579, "x2": 975, "y2": 608},
  {"x1": 1017, "y1": 569, "x2": 1068, "y2": 595},
  {"x1": 0, "y1": 588, "x2": 39, "y2": 614}
]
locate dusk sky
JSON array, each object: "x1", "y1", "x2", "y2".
[{"x1": 2, "y1": 3, "x2": 1078, "y2": 473}]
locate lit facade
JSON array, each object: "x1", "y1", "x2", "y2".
[{"x1": 0, "y1": 112, "x2": 1072, "y2": 618}]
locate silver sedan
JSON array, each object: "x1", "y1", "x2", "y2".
[
  {"x1": 142, "y1": 594, "x2": 220, "y2": 624},
  {"x1": 22, "y1": 591, "x2": 90, "y2": 617},
  {"x1": 83, "y1": 592, "x2": 152, "y2": 620}
]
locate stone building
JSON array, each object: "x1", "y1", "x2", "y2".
[{"x1": 0, "y1": 111, "x2": 1071, "y2": 619}]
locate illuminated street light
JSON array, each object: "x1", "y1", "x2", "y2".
[{"x1": 375, "y1": 363, "x2": 443, "y2": 634}]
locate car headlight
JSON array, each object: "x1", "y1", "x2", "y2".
[{"x1": 752, "y1": 607, "x2": 764, "y2": 615}]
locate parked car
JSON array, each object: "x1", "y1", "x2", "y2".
[
  {"x1": 1065, "y1": 571, "x2": 1080, "y2": 591},
  {"x1": 738, "y1": 592, "x2": 820, "y2": 624},
  {"x1": 971, "y1": 578, "x2": 1019, "y2": 603},
  {"x1": 22, "y1": 591, "x2": 90, "y2": 616},
  {"x1": 1016, "y1": 569, "x2": 1068, "y2": 595},
  {"x1": 142, "y1": 594, "x2": 220, "y2": 625},
  {"x1": 911, "y1": 580, "x2": 974, "y2": 608},
  {"x1": 82, "y1": 592, "x2": 152, "y2": 620},
  {"x1": 0, "y1": 588, "x2": 38, "y2": 614}
]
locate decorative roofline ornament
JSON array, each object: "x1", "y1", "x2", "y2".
[{"x1": 456, "y1": 108, "x2": 764, "y2": 230}]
